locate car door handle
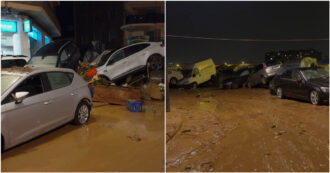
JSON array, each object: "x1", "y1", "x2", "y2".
[
  {"x1": 44, "y1": 100, "x2": 52, "y2": 105},
  {"x1": 70, "y1": 93, "x2": 76, "y2": 96}
]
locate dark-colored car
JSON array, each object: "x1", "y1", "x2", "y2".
[
  {"x1": 219, "y1": 67, "x2": 251, "y2": 89},
  {"x1": 28, "y1": 40, "x2": 81, "y2": 70},
  {"x1": 272, "y1": 67, "x2": 329, "y2": 105}
]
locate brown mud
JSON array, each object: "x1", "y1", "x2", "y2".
[
  {"x1": 166, "y1": 88, "x2": 329, "y2": 172},
  {"x1": 2, "y1": 100, "x2": 164, "y2": 172}
]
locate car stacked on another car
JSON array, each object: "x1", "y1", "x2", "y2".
[
  {"x1": 96, "y1": 42, "x2": 164, "y2": 84},
  {"x1": 1, "y1": 67, "x2": 92, "y2": 151},
  {"x1": 271, "y1": 67, "x2": 329, "y2": 105},
  {"x1": 246, "y1": 60, "x2": 281, "y2": 88}
]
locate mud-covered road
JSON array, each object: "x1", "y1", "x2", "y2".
[
  {"x1": 2, "y1": 100, "x2": 164, "y2": 172},
  {"x1": 166, "y1": 88, "x2": 329, "y2": 172}
]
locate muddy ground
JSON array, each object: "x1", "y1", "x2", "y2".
[
  {"x1": 2, "y1": 100, "x2": 164, "y2": 172},
  {"x1": 166, "y1": 88, "x2": 329, "y2": 172}
]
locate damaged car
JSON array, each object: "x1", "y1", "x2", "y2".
[
  {"x1": 28, "y1": 40, "x2": 81, "y2": 70},
  {"x1": 246, "y1": 60, "x2": 281, "y2": 88},
  {"x1": 219, "y1": 67, "x2": 251, "y2": 89},
  {"x1": 1, "y1": 67, "x2": 92, "y2": 151},
  {"x1": 272, "y1": 67, "x2": 329, "y2": 105},
  {"x1": 96, "y1": 42, "x2": 164, "y2": 84}
]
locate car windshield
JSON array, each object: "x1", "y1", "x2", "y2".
[
  {"x1": 34, "y1": 40, "x2": 68, "y2": 56},
  {"x1": 97, "y1": 51, "x2": 115, "y2": 66},
  {"x1": 301, "y1": 68, "x2": 329, "y2": 80},
  {"x1": 1, "y1": 74, "x2": 21, "y2": 95},
  {"x1": 28, "y1": 55, "x2": 58, "y2": 68},
  {"x1": 181, "y1": 69, "x2": 193, "y2": 78}
]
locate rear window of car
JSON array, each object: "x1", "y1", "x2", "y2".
[
  {"x1": 34, "y1": 40, "x2": 69, "y2": 56},
  {"x1": 46, "y1": 72, "x2": 73, "y2": 90}
]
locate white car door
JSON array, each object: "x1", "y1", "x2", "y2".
[
  {"x1": 2, "y1": 74, "x2": 51, "y2": 148},
  {"x1": 123, "y1": 43, "x2": 150, "y2": 72},
  {"x1": 104, "y1": 49, "x2": 128, "y2": 81}
]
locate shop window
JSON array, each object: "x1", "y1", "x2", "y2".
[
  {"x1": 28, "y1": 26, "x2": 42, "y2": 56},
  {"x1": 45, "y1": 36, "x2": 50, "y2": 45}
]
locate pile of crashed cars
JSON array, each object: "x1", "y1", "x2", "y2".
[
  {"x1": 168, "y1": 49, "x2": 329, "y2": 105},
  {"x1": 1, "y1": 39, "x2": 164, "y2": 152}
]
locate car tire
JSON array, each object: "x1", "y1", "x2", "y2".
[
  {"x1": 310, "y1": 90, "x2": 320, "y2": 105},
  {"x1": 276, "y1": 87, "x2": 284, "y2": 99},
  {"x1": 72, "y1": 101, "x2": 91, "y2": 125},
  {"x1": 170, "y1": 78, "x2": 177, "y2": 87}
]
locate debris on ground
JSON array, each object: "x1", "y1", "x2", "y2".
[{"x1": 93, "y1": 85, "x2": 141, "y2": 105}]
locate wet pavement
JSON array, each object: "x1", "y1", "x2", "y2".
[
  {"x1": 166, "y1": 88, "x2": 329, "y2": 172},
  {"x1": 2, "y1": 100, "x2": 164, "y2": 172}
]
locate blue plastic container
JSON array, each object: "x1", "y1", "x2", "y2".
[{"x1": 126, "y1": 100, "x2": 142, "y2": 112}]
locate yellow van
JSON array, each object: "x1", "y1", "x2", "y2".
[{"x1": 177, "y1": 58, "x2": 217, "y2": 88}]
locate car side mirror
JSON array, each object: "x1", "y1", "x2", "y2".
[{"x1": 13, "y1": 91, "x2": 29, "y2": 104}]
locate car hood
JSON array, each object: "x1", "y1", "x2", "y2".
[{"x1": 309, "y1": 78, "x2": 329, "y2": 87}]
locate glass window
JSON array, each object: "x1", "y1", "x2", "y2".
[
  {"x1": 1, "y1": 74, "x2": 21, "y2": 95},
  {"x1": 46, "y1": 72, "x2": 73, "y2": 90},
  {"x1": 13, "y1": 75, "x2": 44, "y2": 98},
  {"x1": 108, "y1": 49, "x2": 125, "y2": 65},
  {"x1": 60, "y1": 49, "x2": 69, "y2": 62},
  {"x1": 291, "y1": 70, "x2": 302, "y2": 80},
  {"x1": 45, "y1": 36, "x2": 50, "y2": 44},
  {"x1": 28, "y1": 55, "x2": 58, "y2": 68},
  {"x1": 1, "y1": 59, "x2": 27, "y2": 68},
  {"x1": 124, "y1": 43, "x2": 150, "y2": 57}
]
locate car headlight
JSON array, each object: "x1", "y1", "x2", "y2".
[{"x1": 320, "y1": 87, "x2": 329, "y2": 93}]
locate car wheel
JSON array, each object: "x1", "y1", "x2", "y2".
[
  {"x1": 72, "y1": 101, "x2": 91, "y2": 125},
  {"x1": 310, "y1": 90, "x2": 320, "y2": 105},
  {"x1": 170, "y1": 78, "x2": 177, "y2": 87},
  {"x1": 276, "y1": 87, "x2": 284, "y2": 99},
  {"x1": 192, "y1": 82, "x2": 198, "y2": 89}
]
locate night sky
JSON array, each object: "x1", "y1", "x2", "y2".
[{"x1": 166, "y1": 1, "x2": 329, "y2": 64}]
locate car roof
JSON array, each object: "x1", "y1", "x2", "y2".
[{"x1": 1, "y1": 66, "x2": 75, "y2": 76}]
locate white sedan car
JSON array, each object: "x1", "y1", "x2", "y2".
[
  {"x1": 96, "y1": 42, "x2": 164, "y2": 83},
  {"x1": 1, "y1": 67, "x2": 92, "y2": 151}
]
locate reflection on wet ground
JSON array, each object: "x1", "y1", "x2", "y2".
[
  {"x1": 2, "y1": 100, "x2": 164, "y2": 172},
  {"x1": 166, "y1": 88, "x2": 329, "y2": 172}
]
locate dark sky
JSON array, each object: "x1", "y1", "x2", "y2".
[{"x1": 166, "y1": 1, "x2": 329, "y2": 64}]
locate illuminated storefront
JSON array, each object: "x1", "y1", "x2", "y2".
[{"x1": 1, "y1": 16, "x2": 52, "y2": 57}]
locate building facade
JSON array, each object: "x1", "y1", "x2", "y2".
[
  {"x1": 121, "y1": 2, "x2": 164, "y2": 45},
  {"x1": 1, "y1": 1, "x2": 61, "y2": 57}
]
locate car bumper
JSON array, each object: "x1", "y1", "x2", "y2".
[{"x1": 320, "y1": 92, "x2": 329, "y2": 102}]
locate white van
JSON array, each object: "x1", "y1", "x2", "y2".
[{"x1": 177, "y1": 58, "x2": 217, "y2": 88}]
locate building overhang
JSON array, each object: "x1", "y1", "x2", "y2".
[{"x1": 1, "y1": 2, "x2": 61, "y2": 37}]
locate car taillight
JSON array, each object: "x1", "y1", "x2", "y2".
[
  {"x1": 160, "y1": 43, "x2": 164, "y2": 47},
  {"x1": 263, "y1": 63, "x2": 267, "y2": 68}
]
